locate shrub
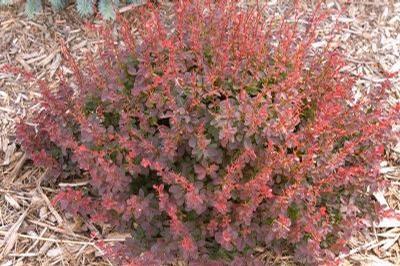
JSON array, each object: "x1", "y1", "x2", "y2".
[
  {"x1": 0, "y1": 0, "x2": 147, "y2": 20},
  {"x1": 16, "y1": 0, "x2": 399, "y2": 265}
]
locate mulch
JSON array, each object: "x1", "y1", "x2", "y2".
[{"x1": 0, "y1": 1, "x2": 399, "y2": 265}]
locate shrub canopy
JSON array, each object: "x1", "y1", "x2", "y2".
[{"x1": 17, "y1": 1, "x2": 399, "y2": 265}]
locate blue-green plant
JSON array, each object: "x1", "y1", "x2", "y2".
[
  {"x1": 0, "y1": 0, "x2": 13, "y2": 5},
  {"x1": 1, "y1": 0, "x2": 147, "y2": 20},
  {"x1": 76, "y1": 0, "x2": 94, "y2": 17},
  {"x1": 49, "y1": 0, "x2": 67, "y2": 10},
  {"x1": 98, "y1": 0, "x2": 116, "y2": 20},
  {"x1": 25, "y1": 0, "x2": 43, "y2": 18}
]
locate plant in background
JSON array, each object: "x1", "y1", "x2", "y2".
[
  {"x1": 16, "y1": 0, "x2": 399, "y2": 265},
  {"x1": 0, "y1": 0, "x2": 147, "y2": 20}
]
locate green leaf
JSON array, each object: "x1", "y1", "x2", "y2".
[
  {"x1": 98, "y1": 0, "x2": 117, "y2": 20},
  {"x1": 0, "y1": 0, "x2": 13, "y2": 6},
  {"x1": 103, "y1": 111, "x2": 120, "y2": 129},
  {"x1": 76, "y1": 0, "x2": 94, "y2": 17},
  {"x1": 83, "y1": 95, "x2": 101, "y2": 116},
  {"x1": 287, "y1": 203, "x2": 300, "y2": 222},
  {"x1": 25, "y1": 0, "x2": 42, "y2": 18},
  {"x1": 127, "y1": 0, "x2": 146, "y2": 5},
  {"x1": 49, "y1": 0, "x2": 67, "y2": 10}
]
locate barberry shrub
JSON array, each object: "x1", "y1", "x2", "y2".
[{"x1": 16, "y1": 0, "x2": 399, "y2": 265}]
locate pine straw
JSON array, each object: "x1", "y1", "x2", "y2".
[{"x1": 0, "y1": 1, "x2": 400, "y2": 265}]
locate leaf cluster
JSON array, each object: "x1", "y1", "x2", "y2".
[{"x1": 16, "y1": 1, "x2": 399, "y2": 265}]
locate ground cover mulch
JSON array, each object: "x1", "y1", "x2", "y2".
[{"x1": 0, "y1": 1, "x2": 399, "y2": 265}]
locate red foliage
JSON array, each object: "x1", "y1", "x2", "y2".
[{"x1": 16, "y1": 1, "x2": 399, "y2": 265}]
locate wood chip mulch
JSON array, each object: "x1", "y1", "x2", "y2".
[
  {"x1": 0, "y1": 5, "x2": 116, "y2": 266},
  {"x1": 0, "y1": 1, "x2": 399, "y2": 265}
]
